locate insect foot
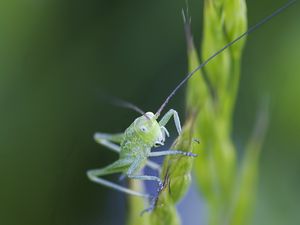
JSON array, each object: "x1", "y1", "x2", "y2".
[
  {"x1": 157, "y1": 180, "x2": 164, "y2": 192},
  {"x1": 140, "y1": 195, "x2": 157, "y2": 216},
  {"x1": 140, "y1": 173, "x2": 171, "y2": 216},
  {"x1": 183, "y1": 151, "x2": 198, "y2": 157}
]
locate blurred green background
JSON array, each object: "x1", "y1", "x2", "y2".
[{"x1": 0, "y1": 0, "x2": 299, "y2": 225}]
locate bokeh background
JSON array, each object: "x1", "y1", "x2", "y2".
[{"x1": 0, "y1": 0, "x2": 299, "y2": 225}]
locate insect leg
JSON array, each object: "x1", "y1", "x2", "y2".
[
  {"x1": 158, "y1": 109, "x2": 182, "y2": 135},
  {"x1": 149, "y1": 150, "x2": 197, "y2": 157},
  {"x1": 94, "y1": 132, "x2": 161, "y2": 172},
  {"x1": 87, "y1": 159, "x2": 150, "y2": 198},
  {"x1": 119, "y1": 162, "x2": 161, "y2": 181},
  {"x1": 94, "y1": 132, "x2": 123, "y2": 153},
  {"x1": 127, "y1": 158, "x2": 163, "y2": 189},
  {"x1": 146, "y1": 160, "x2": 161, "y2": 172},
  {"x1": 127, "y1": 158, "x2": 172, "y2": 213}
]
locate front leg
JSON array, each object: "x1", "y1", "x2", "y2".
[{"x1": 159, "y1": 109, "x2": 182, "y2": 135}]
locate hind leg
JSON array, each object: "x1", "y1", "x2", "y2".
[
  {"x1": 87, "y1": 158, "x2": 150, "y2": 198},
  {"x1": 94, "y1": 132, "x2": 161, "y2": 172}
]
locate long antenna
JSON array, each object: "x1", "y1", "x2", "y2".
[
  {"x1": 155, "y1": 0, "x2": 296, "y2": 116},
  {"x1": 110, "y1": 96, "x2": 153, "y2": 119},
  {"x1": 107, "y1": 96, "x2": 146, "y2": 115}
]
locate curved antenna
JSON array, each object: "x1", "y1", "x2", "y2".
[
  {"x1": 110, "y1": 97, "x2": 152, "y2": 120},
  {"x1": 109, "y1": 96, "x2": 145, "y2": 115},
  {"x1": 155, "y1": 0, "x2": 296, "y2": 116}
]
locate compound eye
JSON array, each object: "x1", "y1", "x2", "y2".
[{"x1": 140, "y1": 126, "x2": 148, "y2": 133}]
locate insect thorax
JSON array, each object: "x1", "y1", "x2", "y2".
[{"x1": 119, "y1": 113, "x2": 163, "y2": 158}]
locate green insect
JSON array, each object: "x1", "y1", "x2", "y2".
[
  {"x1": 87, "y1": 109, "x2": 194, "y2": 198},
  {"x1": 87, "y1": 0, "x2": 295, "y2": 210}
]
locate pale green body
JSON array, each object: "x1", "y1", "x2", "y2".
[
  {"x1": 87, "y1": 110, "x2": 196, "y2": 199},
  {"x1": 119, "y1": 112, "x2": 164, "y2": 168}
]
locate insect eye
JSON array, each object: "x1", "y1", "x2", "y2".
[{"x1": 140, "y1": 126, "x2": 148, "y2": 132}]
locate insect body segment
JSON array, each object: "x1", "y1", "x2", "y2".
[
  {"x1": 120, "y1": 112, "x2": 164, "y2": 159},
  {"x1": 87, "y1": 109, "x2": 197, "y2": 202}
]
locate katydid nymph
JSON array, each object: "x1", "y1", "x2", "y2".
[{"x1": 87, "y1": 0, "x2": 296, "y2": 212}]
